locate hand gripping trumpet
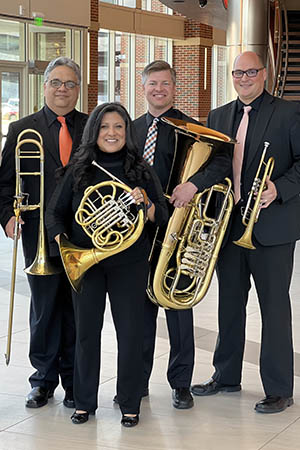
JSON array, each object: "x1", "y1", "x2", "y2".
[
  {"x1": 58, "y1": 161, "x2": 145, "y2": 292},
  {"x1": 233, "y1": 141, "x2": 275, "y2": 250},
  {"x1": 5, "y1": 129, "x2": 61, "y2": 366}
]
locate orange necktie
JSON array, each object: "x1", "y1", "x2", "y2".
[
  {"x1": 232, "y1": 105, "x2": 252, "y2": 203},
  {"x1": 57, "y1": 116, "x2": 73, "y2": 166}
]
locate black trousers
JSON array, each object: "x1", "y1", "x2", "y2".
[
  {"x1": 22, "y1": 218, "x2": 75, "y2": 392},
  {"x1": 143, "y1": 299, "x2": 195, "y2": 389},
  {"x1": 213, "y1": 226, "x2": 295, "y2": 397},
  {"x1": 72, "y1": 259, "x2": 148, "y2": 415}
]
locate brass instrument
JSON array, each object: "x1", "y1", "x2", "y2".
[
  {"x1": 233, "y1": 141, "x2": 274, "y2": 250},
  {"x1": 5, "y1": 129, "x2": 61, "y2": 366},
  {"x1": 58, "y1": 160, "x2": 145, "y2": 292},
  {"x1": 147, "y1": 118, "x2": 235, "y2": 310}
]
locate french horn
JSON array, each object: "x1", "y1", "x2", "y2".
[{"x1": 59, "y1": 161, "x2": 145, "y2": 292}]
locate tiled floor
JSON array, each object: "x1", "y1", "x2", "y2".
[{"x1": 0, "y1": 233, "x2": 300, "y2": 450}]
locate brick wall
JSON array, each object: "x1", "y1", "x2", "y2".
[
  {"x1": 173, "y1": 19, "x2": 212, "y2": 122},
  {"x1": 88, "y1": 0, "x2": 99, "y2": 113}
]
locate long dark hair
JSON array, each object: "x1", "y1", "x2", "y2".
[{"x1": 68, "y1": 102, "x2": 149, "y2": 191}]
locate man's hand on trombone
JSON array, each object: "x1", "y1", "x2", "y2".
[{"x1": 5, "y1": 216, "x2": 25, "y2": 239}]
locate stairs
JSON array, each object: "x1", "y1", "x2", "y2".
[{"x1": 279, "y1": 10, "x2": 300, "y2": 101}]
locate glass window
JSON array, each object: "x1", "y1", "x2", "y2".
[
  {"x1": 135, "y1": 35, "x2": 149, "y2": 118},
  {"x1": 0, "y1": 19, "x2": 25, "y2": 61},
  {"x1": 211, "y1": 45, "x2": 227, "y2": 109},
  {"x1": 98, "y1": 30, "x2": 109, "y2": 104},
  {"x1": 154, "y1": 37, "x2": 168, "y2": 60},
  {"x1": 28, "y1": 24, "x2": 72, "y2": 61},
  {"x1": 1, "y1": 70, "x2": 20, "y2": 150},
  {"x1": 142, "y1": 0, "x2": 172, "y2": 14},
  {"x1": 116, "y1": 32, "x2": 129, "y2": 108},
  {"x1": 100, "y1": 0, "x2": 136, "y2": 6}
]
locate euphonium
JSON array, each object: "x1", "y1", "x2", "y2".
[
  {"x1": 58, "y1": 161, "x2": 145, "y2": 292},
  {"x1": 233, "y1": 141, "x2": 275, "y2": 250},
  {"x1": 5, "y1": 129, "x2": 61, "y2": 366},
  {"x1": 147, "y1": 118, "x2": 235, "y2": 310}
]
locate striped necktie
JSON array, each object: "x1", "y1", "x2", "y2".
[
  {"x1": 143, "y1": 118, "x2": 159, "y2": 166},
  {"x1": 233, "y1": 105, "x2": 252, "y2": 203},
  {"x1": 57, "y1": 116, "x2": 73, "y2": 166}
]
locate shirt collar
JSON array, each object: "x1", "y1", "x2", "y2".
[
  {"x1": 237, "y1": 90, "x2": 265, "y2": 113},
  {"x1": 44, "y1": 104, "x2": 76, "y2": 127},
  {"x1": 146, "y1": 107, "x2": 175, "y2": 127}
]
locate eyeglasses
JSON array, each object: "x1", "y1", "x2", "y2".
[
  {"x1": 48, "y1": 79, "x2": 79, "y2": 89},
  {"x1": 232, "y1": 67, "x2": 265, "y2": 79}
]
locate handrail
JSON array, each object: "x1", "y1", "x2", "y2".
[{"x1": 272, "y1": 0, "x2": 289, "y2": 97}]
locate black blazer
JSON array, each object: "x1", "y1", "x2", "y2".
[
  {"x1": 207, "y1": 90, "x2": 300, "y2": 246},
  {"x1": 0, "y1": 107, "x2": 88, "y2": 230}
]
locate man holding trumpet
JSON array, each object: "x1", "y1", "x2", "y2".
[{"x1": 191, "y1": 51, "x2": 300, "y2": 413}]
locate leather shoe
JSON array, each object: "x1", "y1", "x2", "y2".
[
  {"x1": 71, "y1": 411, "x2": 89, "y2": 424},
  {"x1": 113, "y1": 387, "x2": 149, "y2": 404},
  {"x1": 121, "y1": 414, "x2": 139, "y2": 427},
  {"x1": 191, "y1": 378, "x2": 241, "y2": 396},
  {"x1": 26, "y1": 387, "x2": 51, "y2": 408},
  {"x1": 172, "y1": 387, "x2": 194, "y2": 409},
  {"x1": 255, "y1": 396, "x2": 294, "y2": 414},
  {"x1": 63, "y1": 388, "x2": 75, "y2": 408}
]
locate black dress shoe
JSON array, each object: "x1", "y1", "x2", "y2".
[
  {"x1": 71, "y1": 411, "x2": 89, "y2": 424},
  {"x1": 113, "y1": 387, "x2": 149, "y2": 404},
  {"x1": 63, "y1": 388, "x2": 75, "y2": 408},
  {"x1": 255, "y1": 396, "x2": 294, "y2": 414},
  {"x1": 121, "y1": 414, "x2": 139, "y2": 427},
  {"x1": 25, "y1": 387, "x2": 51, "y2": 408},
  {"x1": 191, "y1": 378, "x2": 241, "y2": 396},
  {"x1": 172, "y1": 387, "x2": 194, "y2": 409}
]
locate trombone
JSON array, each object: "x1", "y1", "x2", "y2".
[
  {"x1": 233, "y1": 141, "x2": 275, "y2": 250},
  {"x1": 5, "y1": 129, "x2": 61, "y2": 366}
]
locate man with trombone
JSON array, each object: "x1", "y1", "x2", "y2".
[
  {"x1": 0, "y1": 57, "x2": 88, "y2": 409},
  {"x1": 191, "y1": 51, "x2": 300, "y2": 413}
]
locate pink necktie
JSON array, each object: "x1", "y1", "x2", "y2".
[
  {"x1": 57, "y1": 116, "x2": 73, "y2": 166},
  {"x1": 233, "y1": 105, "x2": 252, "y2": 203},
  {"x1": 143, "y1": 118, "x2": 159, "y2": 166}
]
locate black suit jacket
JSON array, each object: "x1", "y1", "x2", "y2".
[
  {"x1": 0, "y1": 108, "x2": 88, "y2": 256},
  {"x1": 207, "y1": 90, "x2": 300, "y2": 246}
]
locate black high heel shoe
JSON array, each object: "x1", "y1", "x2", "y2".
[
  {"x1": 71, "y1": 411, "x2": 89, "y2": 424},
  {"x1": 121, "y1": 414, "x2": 139, "y2": 428}
]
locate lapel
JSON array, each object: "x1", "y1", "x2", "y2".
[
  {"x1": 245, "y1": 91, "x2": 276, "y2": 171},
  {"x1": 32, "y1": 109, "x2": 61, "y2": 167},
  {"x1": 224, "y1": 101, "x2": 237, "y2": 137},
  {"x1": 71, "y1": 111, "x2": 86, "y2": 156}
]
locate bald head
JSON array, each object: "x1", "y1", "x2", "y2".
[{"x1": 232, "y1": 51, "x2": 267, "y2": 104}]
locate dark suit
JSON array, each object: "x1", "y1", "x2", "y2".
[
  {"x1": 0, "y1": 107, "x2": 88, "y2": 392},
  {"x1": 207, "y1": 90, "x2": 300, "y2": 397},
  {"x1": 134, "y1": 107, "x2": 232, "y2": 390}
]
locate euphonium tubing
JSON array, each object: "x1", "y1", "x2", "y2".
[{"x1": 147, "y1": 118, "x2": 235, "y2": 310}]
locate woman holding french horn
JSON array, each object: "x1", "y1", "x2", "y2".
[{"x1": 46, "y1": 102, "x2": 168, "y2": 427}]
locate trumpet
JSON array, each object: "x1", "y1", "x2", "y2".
[
  {"x1": 233, "y1": 141, "x2": 275, "y2": 250},
  {"x1": 5, "y1": 129, "x2": 61, "y2": 366}
]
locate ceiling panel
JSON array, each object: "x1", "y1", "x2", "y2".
[{"x1": 160, "y1": 0, "x2": 228, "y2": 30}]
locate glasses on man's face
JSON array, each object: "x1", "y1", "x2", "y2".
[
  {"x1": 232, "y1": 67, "x2": 265, "y2": 79},
  {"x1": 48, "y1": 79, "x2": 79, "y2": 90}
]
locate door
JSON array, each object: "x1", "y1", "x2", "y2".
[{"x1": 0, "y1": 66, "x2": 24, "y2": 152}]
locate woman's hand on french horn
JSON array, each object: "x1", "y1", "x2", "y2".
[{"x1": 131, "y1": 187, "x2": 155, "y2": 222}]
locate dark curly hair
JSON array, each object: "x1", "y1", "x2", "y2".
[{"x1": 62, "y1": 102, "x2": 150, "y2": 191}]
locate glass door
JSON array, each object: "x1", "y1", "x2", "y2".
[{"x1": 0, "y1": 67, "x2": 23, "y2": 152}]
